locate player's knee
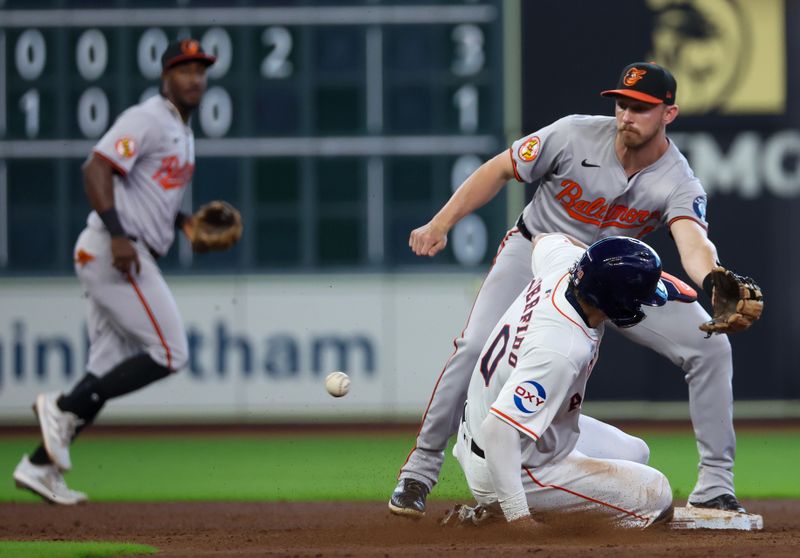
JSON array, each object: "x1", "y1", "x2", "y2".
[
  {"x1": 168, "y1": 338, "x2": 189, "y2": 372},
  {"x1": 684, "y1": 332, "x2": 731, "y2": 379},
  {"x1": 701, "y1": 331, "x2": 731, "y2": 359},
  {"x1": 149, "y1": 337, "x2": 188, "y2": 372},
  {"x1": 629, "y1": 437, "x2": 650, "y2": 465},
  {"x1": 651, "y1": 472, "x2": 674, "y2": 522},
  {"x1": 611, "y1": 432, "x2": 650, "y2": 464}
]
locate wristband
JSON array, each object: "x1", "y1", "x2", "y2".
[
  {"x1": 499, "y1": 490, "x2": 531, "y2": 522},
  {"x1": 175, "y1": 211, "x2": 190, "y2": 230},
  {"x1": 98, "y1": 208, "x2": 126, "y2": 237}
]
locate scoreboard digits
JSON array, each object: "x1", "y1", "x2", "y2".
[{"x1": 0, "y1": 1, "x2": 508, "y2": 272}]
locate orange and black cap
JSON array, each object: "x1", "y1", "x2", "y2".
[
  {"x1": 601, "y1": 62, "x2": 677, "y2": 105},
  {"x1": 161, "y1": 39, "x2": 216, "y2": 71}
]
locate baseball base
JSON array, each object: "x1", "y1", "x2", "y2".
[{"x1": 669, "y1": 506, "x2": 764, "y2": 530}]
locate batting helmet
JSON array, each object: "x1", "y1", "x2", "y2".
[{"x1": 570, "y1": 236, "x2": 667, "y2": 328}]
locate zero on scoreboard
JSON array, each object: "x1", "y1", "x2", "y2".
[{"x1": 0, "y1": 1, "x2": 513, "y2": 273}]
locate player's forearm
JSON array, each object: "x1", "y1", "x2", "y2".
[
  {"x1": 481, "y1": 415, "x2": 531, "y2": 522},
  {"x1": 82, "y1": 156, "x2": 117, "y2": 213},
  {"x1": 83, "y1": 155, "x2": 128, "y2": 237},
  {"x1": 680, "y1": 244, "x2": 718, "y2": 287},
  {"x1": 670, "y1": 220, "x2": 719, "y2": 287},
  {"x1": 431, "y1": 152, "x2": 514, "y2": 231}
]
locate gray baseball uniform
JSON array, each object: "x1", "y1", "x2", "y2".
[
  {"x1": 75, "y1": 95, "x2": 193, "y2": 374},
  {"x1": 401, "y1": 115, "x2": 733, "y2": 503}
]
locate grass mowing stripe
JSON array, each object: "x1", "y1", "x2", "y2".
[
  {"x1": 640, "y1": 432, "x2": 800, "y2": 499},
  {"x1": 0, "y1": 541, "x2": 156, "y2": 557},
  {"x1": 0, "y1": 431, "x2": 797, "y2": 502}
]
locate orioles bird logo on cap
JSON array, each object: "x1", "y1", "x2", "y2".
[
  {"x1": 180, "y1": 39, "x2": 200, "y2": 55},
  {"x1": 623, "y1": 67, "x2": 647, "y2": 86}
]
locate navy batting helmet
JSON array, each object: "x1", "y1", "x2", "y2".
[{"x1": 570, "y1": 236, "x2": 667, "y2": 328}]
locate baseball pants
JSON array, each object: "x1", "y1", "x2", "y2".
[
  {"x1": 453, "y1": 419, "x2": 673, "y2": 527},
  {"x1": 74, "y1": 226, "x2": 188, "y2": 375}
]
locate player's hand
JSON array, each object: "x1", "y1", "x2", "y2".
[
  {"x1": 409, "y1": 220, "x2": 449, "y2": 257},
  {"x1": 181, "y1": 216, "x2": 195, "y2": 241},
  {"x1": 111, "y1": 237, "x2": 141, "y2": 275}
]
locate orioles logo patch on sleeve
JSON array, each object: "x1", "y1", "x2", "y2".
[
  {"x1": 518, "y1": 136, "x2": 541, "y2": 162},
  {"x1": 114, "y1": 137, "x2": 136, "y2": 159}
]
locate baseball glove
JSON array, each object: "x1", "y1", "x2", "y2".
[
  {"x1": 188, "y1": 201, "x2": 243, "y2": 253},
  {"x1": 699, "y1": 266, "x2": 763, "y2": 335}
]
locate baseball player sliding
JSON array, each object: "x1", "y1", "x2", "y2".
[
  {"x1": 13, "y1": 39, "x2": 241, "y2": 504},
  {"x1": 453, "y1": 233, "x2": 674, "y2": 527},
  {"x1": 391, "y1": 62, "x2": 763, "y2": 517}
]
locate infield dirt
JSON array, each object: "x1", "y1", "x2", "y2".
[{"x1": 1, "y1": 499, "x2": 798, "y2": 557}]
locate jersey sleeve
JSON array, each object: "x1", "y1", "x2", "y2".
[
  {"x1": 663, "y1": 178, "x2": 709, "y2": 230},
  {"x1": 488, "y1": 349, "x2": 579, "y2": 443},
  {"x1": 91, "y1": 107, "x2": 155, "y2": 176},
  {"x1": 531, "y1": 234, "x2": 584, "y2": 278},
  {"x1": 508, "y1": 116, "x2": 572, "y2": 184}
]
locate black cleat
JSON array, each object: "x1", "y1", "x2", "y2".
[
  {"x1": 688, "y1": 493, "x2": 746, "y2": 513},
  {"x1": 388, "y1": 478, "x2": 430, "y2": 518}
]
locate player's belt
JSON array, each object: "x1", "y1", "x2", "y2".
[
  {"x1": 127, "y1": 235, "x2": 161, "y2": 260},
  {"x1": 461, "y1": 405, "x2": 486, "y2": 458},
  {"x1": 515, "y1": 214, "x2": 533, "y2": 241}
]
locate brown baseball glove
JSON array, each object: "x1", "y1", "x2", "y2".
[
  {"x1": 188, "y1": 201, "x2": 242, "y2": 253},
  {"x1": 699, "y1": 266, "x2": 763, "y2": 335}
]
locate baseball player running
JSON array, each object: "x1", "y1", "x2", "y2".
[
  {"x1": 13, "y1": 39, "x2": 220, "y2": 504},
  {"x1": 390, "y1": 62, "x2": 763, "y2": 517},
  {"x1": 453, "y1": 233, "x2": 674, "y2": 527}
]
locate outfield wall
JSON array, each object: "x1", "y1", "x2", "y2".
[
  {"x1": 1, "y1": 275, "x2": 797, "y2": 423},
  {"x1": 0, "y1": 274, "x2": 481, "y2": 422}
]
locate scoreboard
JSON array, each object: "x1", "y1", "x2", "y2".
[{"x1": 0, "y1": 1, "x2": 514, "y2": 273}]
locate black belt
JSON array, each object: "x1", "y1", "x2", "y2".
[
  {"x1": 462, "y1": 405, "x2": 486, "y2": 458},
  {"x1": 128, "y1": 236, "x2": 161, "y2": 260},
  {"x1": 515, "y1": 214, "x2": 533, "y2": 241}
]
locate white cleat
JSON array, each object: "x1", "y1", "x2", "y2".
[
  {"x1": 34, "y1": 392, "x2": 81, "y2": 471},
  {"x1": 13, "y1": 455, "x2": 88, "y2": 506}
]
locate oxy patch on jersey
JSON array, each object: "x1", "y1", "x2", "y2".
[
  {"x1": 513, "y1": 380, "x2": 547, "y2": 414},
  {"x1": 518, "y1": 136, "x2": 541, "y2": 162},
  {"x1": 114, "y1": 137, "x2": 136, "y2": 158}
]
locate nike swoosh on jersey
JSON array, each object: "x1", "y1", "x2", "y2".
[{"x1": 581, "y1": 159, "x2": 601, "y2": 168}]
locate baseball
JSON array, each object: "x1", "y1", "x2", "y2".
[{"x1": 325, "y1": 371, "x2": 350, "y2": 397}]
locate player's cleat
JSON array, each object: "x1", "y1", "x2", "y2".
[
  {"x1": 688, "y1": 494, "x2": 746, "y2": 513},
  {"x1": 388, "y1": 478, "x2": 430, "y2": 518},
  {"x1": 34, "y1": 392, "x2": 81, "y2": 471},
  {"x1": 13, "y1": 455, "x2": 88, "y2": 506}
]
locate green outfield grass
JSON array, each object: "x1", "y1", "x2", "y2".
[
  {"x1": 0, "y1": 430, "x2": 797, "y2": 503},
  {"x1": 0, "y1": 541, "x2": 155, "y2": 557}
]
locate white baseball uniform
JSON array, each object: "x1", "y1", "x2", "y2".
[
  {"x1": 402, "y1": 114, "x2": 733, "y2": 504},
  {"x1": 454, "y1": 234, "x2": 672, "y2": 527},
  {"x1": 74, "y1": 95, "x2": 192, "y2": 374}
]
